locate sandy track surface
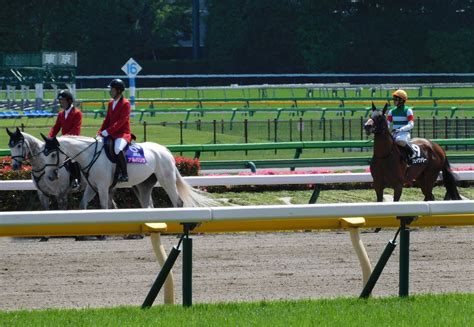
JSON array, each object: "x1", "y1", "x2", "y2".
[{"x1": 0, "y1": 227, "x2": 472, "y2": 310}]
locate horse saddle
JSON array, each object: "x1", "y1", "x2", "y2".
[{"x1": 104, "y1": 136, "x2": 147, "y2": 164}]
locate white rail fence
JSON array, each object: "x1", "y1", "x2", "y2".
[{"x1": 1, "y1": 171, "x2": 473, "y2": 191}]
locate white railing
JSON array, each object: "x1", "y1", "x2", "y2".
[{"x1": 1, "y1": 171, "x2": 473, "y2": 191}]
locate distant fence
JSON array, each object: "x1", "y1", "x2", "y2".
[
  {"x1": 2, "y1": 117, "x2": 474, "y2": 148},
  {"x1": 73, "y1": 74, "x2": 474, "y2": 88}
]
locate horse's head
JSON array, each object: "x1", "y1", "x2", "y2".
[
  {"x1": 40, "y1": 133, "x2": 62, "y2": 181},
  {"x1": 364, "y1": 102, "x2": 389, "y2": 136},
  {"x1": 6, "y1": 127, "x2": 26, "y2": 170}
]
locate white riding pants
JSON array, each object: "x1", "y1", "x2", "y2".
[
  {"x1": 114, "y1": 138, "x2": 128, "y2": 155},
  {"x1": 393, "y1": 131, "x2": 411, "y2": 147}
]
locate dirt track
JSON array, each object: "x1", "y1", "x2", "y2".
[{"x1": 0, "y1": 227, "x2": 473, "y2": 310}]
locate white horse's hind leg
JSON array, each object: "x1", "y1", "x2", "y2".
[
  {"x1": 133, "y1": 175, "x2": 157, "y2": 208},
  {"x1": 156, "y1": 171, "x2": 182, "y2": 207}
]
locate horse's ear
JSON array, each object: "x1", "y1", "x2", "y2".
[
  {"x1": 15, "y1": 127, "x2": 21, "y2": 134},
  {"x1": 371, "y1": 102, "x2": 377, "y2": 111},
  {"x1": 40, "y1": 133, "x2": 48, "y2": 142},
  {"x1": 6, "y1": 128, "x2": 13, "y2": 137},
  {"x1": 382, "y1": 103, "x2": 389, "y2": 115}
]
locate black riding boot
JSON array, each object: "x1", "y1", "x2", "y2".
[
  {"x1": 404, "y1": 144, "x2": 415, "y2": 165},
  {"x1": 405, "y1": 144, "x2": 415, "y2": 158},
  {"x1": 117, "y1": 151, "x2": 128, "y2": 182},
  {"x1": 70, "y1": 161, "x2": 81, "y2": 189}
]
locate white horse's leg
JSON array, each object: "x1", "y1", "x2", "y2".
[
  {"x1": 98, "y1": 185, "x2": 110, "y2": 209},
  {"x1": 108, "y1": 188, "x2": 118, "y2": 209},
  {"x1": 56, "y1": 196, "x2": 68, "y2": 210},
  {"x1": 156, "y1": 171, "x2": 181, "y2": 207},
  {"x1": 80, "y1": 185, "x2": 96, "y2": 209},
  {"x1": 134, "y1": 176, "x2": 157, "y2": 208},
  {"x1": 37, "y1": 191, "x2": 50, "y2": 210}
]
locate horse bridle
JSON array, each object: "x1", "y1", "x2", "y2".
[
  {"x1": 9, "y1": 139, "x2": 62, "y2": 196},
  {"x1": 370, "y1": 117, "x2": 396, "y2": 160},
  {"x1": 47, "y1": 139, "x2": 105, "y2": 194}
]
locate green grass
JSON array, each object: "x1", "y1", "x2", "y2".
[
  {"x1": 0, "y1": 294, "x2": 472, "y2": 326},
  {"x1": 214, "y1": 186, "x2": 474, "y2": 205}
]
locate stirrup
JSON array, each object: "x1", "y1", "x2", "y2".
[
  {"x1": 117, "y1": 174, "x2": 129, "y2": 183},
  {"x1": 71, "y1": 179, "x2": 81, "y2": 189}
]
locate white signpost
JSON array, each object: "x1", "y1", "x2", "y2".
[{"x1": 121, "y1": 58, "x2": 142, "y2": 110}]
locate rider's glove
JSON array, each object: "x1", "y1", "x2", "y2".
[{"x1": 101, "y1": 130, "x2": 109, "y2": 137}]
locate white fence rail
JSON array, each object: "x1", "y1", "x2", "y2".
[{"x1": 1, "y1": 171, "x2": 473, "y2": 191}]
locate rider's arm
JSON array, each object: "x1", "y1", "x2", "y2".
[
  {"x1": 48, "y1": 114, "x2": 61, "y2": 138},
  {"x1": 72, "y1": 110, "x2": 82, "y2": 135},
  {"x1": 398, "y1": 108, "x2": 414, "y2": 132},
  {"x1": 98, "y1": 107, "x2": 111, "y2": 135},
  {"x1": 386, "y1": 110, "x2": 393, "y2": 128}
]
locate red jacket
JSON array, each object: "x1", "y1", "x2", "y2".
[
  {"x1": 48, "y1": 107, "x2": 82, "y2": 137},
  {"x1": 98, "y1": 97, "x2": 132, "y2": 143}
]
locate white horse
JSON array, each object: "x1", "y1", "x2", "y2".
[
  {"x1": 44, "y1": 135, "x2": 217, "y2": 209},
  {"x1": 6, "y1": 128, "x2": 82, "y2": 210}
]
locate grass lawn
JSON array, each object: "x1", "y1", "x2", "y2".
[
  {"x1": 0, "y1": 293, "x2": 472, "y2": 326},
  {"x1": 210, "y1": 185, "x2": 474, "y2": 205}
]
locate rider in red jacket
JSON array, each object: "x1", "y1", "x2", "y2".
[
  {"x1": 49, "y1": 90, "x2": 82, "y2": 137},
  {"x1": 97, "y1": 79, "x2": 131, "y2": 182},
  {"x1": 49, "y1": 90, "x2": 82, "y2": 189}
]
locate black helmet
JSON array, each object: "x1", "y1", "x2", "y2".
[
  {"x1": 108, "y1": 79, "x2": 125, "y2": 92},
  {"x1": 57, "y1": 89, "x2": 74, "y2": 103}
]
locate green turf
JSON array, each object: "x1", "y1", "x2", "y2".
[
  {"x1": 212, "y1": 185, "x2": 474, "y2": 205},
  {"x1": 0, "y1": 293, "x2": 471, "y2": 326}
]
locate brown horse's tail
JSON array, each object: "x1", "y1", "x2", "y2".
[{"x1": 442, "y1": 158, "x2": 462, "y2": 200}]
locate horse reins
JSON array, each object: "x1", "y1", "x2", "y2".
[
  {"x1": 56, "y1": 139, "x2": 104, "y2": 195},
  {"x1": 370, "y1": 120, "x2": 397, "y2": 161}
]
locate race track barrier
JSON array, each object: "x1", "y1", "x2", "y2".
[
  {"x1": 1, "y1": 138, "x2": 474, "y2": 178},
  {"x1": 0, "y1": 201, "x2": 473, "y2": 307},
  {"x1": 2, "y1": 171, "x2": 473, "y2": 204}
]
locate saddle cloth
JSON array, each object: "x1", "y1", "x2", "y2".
[
  {"x1": 104, "y1": 136, "x2": 147, "y2": 164},
  {"x1": 399, "y1": 143, "x2": 427, "y2": 165}
]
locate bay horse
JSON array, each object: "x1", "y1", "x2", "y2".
[
  {"x1": 364, "y1": 103, "x2": 462, "y2": 202},
  {"x1": 42, "y1": 135, "x2": 217, "y2": 209}
]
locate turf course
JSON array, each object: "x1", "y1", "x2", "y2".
[{"x1": 0, "y1": 294, "x2": 471, "y2": 326}]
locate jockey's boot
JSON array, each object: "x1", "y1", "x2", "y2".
[
  {"x1": 404, "y1": 143, "x2": 415, "y2": 165},
  {"x1": 405, "y1": 143, "x2": 415, "y2": 158},
  {"x1": 70, "y1": 161, "x2": 81, "y2": 190},
  {"x1": 117, "y1": 151, "x2": 129, "y2": 183}
]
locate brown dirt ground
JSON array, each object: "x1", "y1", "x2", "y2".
[{"x1": 0, "y1": 227, "x2": 473, "y2": 311}]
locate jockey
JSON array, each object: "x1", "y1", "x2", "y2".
[
  {"x1": 97, "y1": 79, "x2": 131, "y2": 182},
  {"x1": 388, "y1": 89, "x2": 416, "y2": 162},
  {"x1": 48, "y1": 89, "x2": 82, "y2": 189}
]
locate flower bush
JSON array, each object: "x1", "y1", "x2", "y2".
[{"x1": 174, "y1": 156, "x2": 200, "y2": 176}]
